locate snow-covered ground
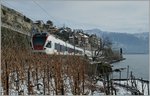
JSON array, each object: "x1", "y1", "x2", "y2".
[
  {"x1": 1, "y1": 75, "x2": 149, "y2": 95},
  {"x1": 91, "y1": 79, "x2": 149, "y2": 95},
  {"x1": 113, "y1": 79, "x2": 149, "y2": 95}
]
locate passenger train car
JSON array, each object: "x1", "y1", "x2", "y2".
[{"x1": 31, "y1": 32, "x2": 91, "y2": 56}]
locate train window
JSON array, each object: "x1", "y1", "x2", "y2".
[
  {"x1": 64, "y1": 46, "x2": 66, "y2": 51},
  {"x1": 33, "y1": 36, "x2": 46, "y2": 46},
  {"x1": 46, "y1": 41, "x2": 51, "y2": 48},
  {"x1": 75, "y1": 50, "x2": 78, "y2": 54},
  {"x1": 56, "y1": 44, "x2": 60, "y2": 52},
  {"x1": 69, "y1": 48, "x2": 71, "y2": 53},
  {"x1": 62, "y1": 45, "x2": 63, "y2": 52},
  {"x1": 68, "y1": 48, "x2": 71, "y2": 53},
  {"x1": 55, "y1": 43, "x2": 56, "y2": 49},
  {"x1": 55, "y1": 43, "x2": 59, "y2": 51},
  {"x1": 62, "y1": 45, "x2": 65, "y2": 52},
  {"x1": 71, "y1": 48, "x2": 73, "y2": 52},
  {"x1": 76, "y1": 50, "x2": 78, "y2": 54},
  {"x1": 55, "y1": 43, "x2": 58, "y2": 50},
  {"x1": 60, "y1": 45, "x2": 65, "y2": 52},
  {"x1": 64, "y1": 46, "x2": 65, "y2": 51},
  {"x1": 60, "y1": 44, "x2": 62, "y2": 52},
  {"x1": 61, "y1": 45, "x2": 63, "y2": 52},
  {"x1": 65, "y1": 46, "x2": 67, "y2": 51}
]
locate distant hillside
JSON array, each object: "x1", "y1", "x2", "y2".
[{"x1": 84, "y1": 29, "x2": 149, "y2": 54}]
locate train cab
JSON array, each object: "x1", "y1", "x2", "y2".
[{"x1": 31, "y1": 32, "x2": 51, "y2": 53}]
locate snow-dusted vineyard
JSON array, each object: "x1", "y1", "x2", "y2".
[
  {"x1": 1, "y1": 52, "x2": 90, "y2": 95},
  {"x1": 1, "y1": 75, "x2": 149, "y2": 95},
  {"x1": 1, "y1": 46, "x2": 149, "y2": 95}
]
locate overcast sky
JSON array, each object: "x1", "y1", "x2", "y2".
[{"x1": 1, "y1": 0, "x2": 149, "y2": 33}]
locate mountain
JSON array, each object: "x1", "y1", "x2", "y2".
[{"x1": 84, "y1": 29, "x2": 149, "y2": 54}]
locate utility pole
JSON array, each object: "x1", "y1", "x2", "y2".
[
  {"x1": 141, "y1": 78, "x2": 144, "y2": 94},
  {"x1": 59, "y1": 43, "x2": 61, "y2": 55},
  {"x1": 106, "y1": 72, "x2": 110, "y2": 95},
  {"x1": 91, "y1": 43, "x2": 93, "y2": 59},
  {"x1": 28, "y1": 66, "x2": 30, "y2": 95},
  {"x1": 65, "y1": 41, "x2": 67, "y2": 55},
  {"x1": 73, "y1": 30, "x2": 75, "y2": 56},
  {"x1": 130, "y1": 71, "x2": 133, "y2": 88},
  {"x1": 127, "y1": 65, "x2": 129, "y2": 91},
  {"x1": 119, "y1": 70, "x2": 121, "y2": 84},
  {"x1": 147, "y1": 82, "x2": 149, "y2": 95},
  {"x1": 5, "y1": 61, "x2": 9, "y2": 95},
  {"x1": 120, "y1": 48, "x2": 123, "y2": 58},
  {"x1": 82, "y1": 68, "x2": 85, "y2": 94},
  {"x1": 83, "y1": 43, "x2": 85, "y2": 55}
]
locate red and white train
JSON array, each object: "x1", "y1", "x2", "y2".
[{"x1": 30, "y1": 32, "x2": 91, "y2": 56}]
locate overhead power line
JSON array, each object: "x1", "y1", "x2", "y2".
[
  {"x1": 1, "y1": 0, "x2": 36, "y2": 21},
  {"x1": 2, "y1": 0, "x2": 62, "y2": 26},
  {"x1": 32, "y1": 0, "x2": 50, "y2": 18},
  {"x1": 32, "y1": 0, "x2": 60, "y2": 24}
]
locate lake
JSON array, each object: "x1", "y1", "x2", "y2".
[{"x1": 112, "y1": 54, "x2": 149, "y2": 80}]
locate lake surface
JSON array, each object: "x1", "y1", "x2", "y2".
[{"x1": 112, "y1": 54, "x2": 149, "y2": 80}]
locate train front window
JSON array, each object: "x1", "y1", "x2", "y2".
[{"x1": 33, "y1": 36, "x2": 46, "y2": 46}]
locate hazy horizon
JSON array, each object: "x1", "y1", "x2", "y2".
[
  {"x1": 1, "y1": 0, "x2": 149, "y2": 33},
  {"x1": 84, "y1": 28, "x2": 149, "y2": 34}
]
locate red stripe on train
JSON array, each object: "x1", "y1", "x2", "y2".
[{"x1": 34, "y1": 45, "x2": 44, "y2": 50}]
